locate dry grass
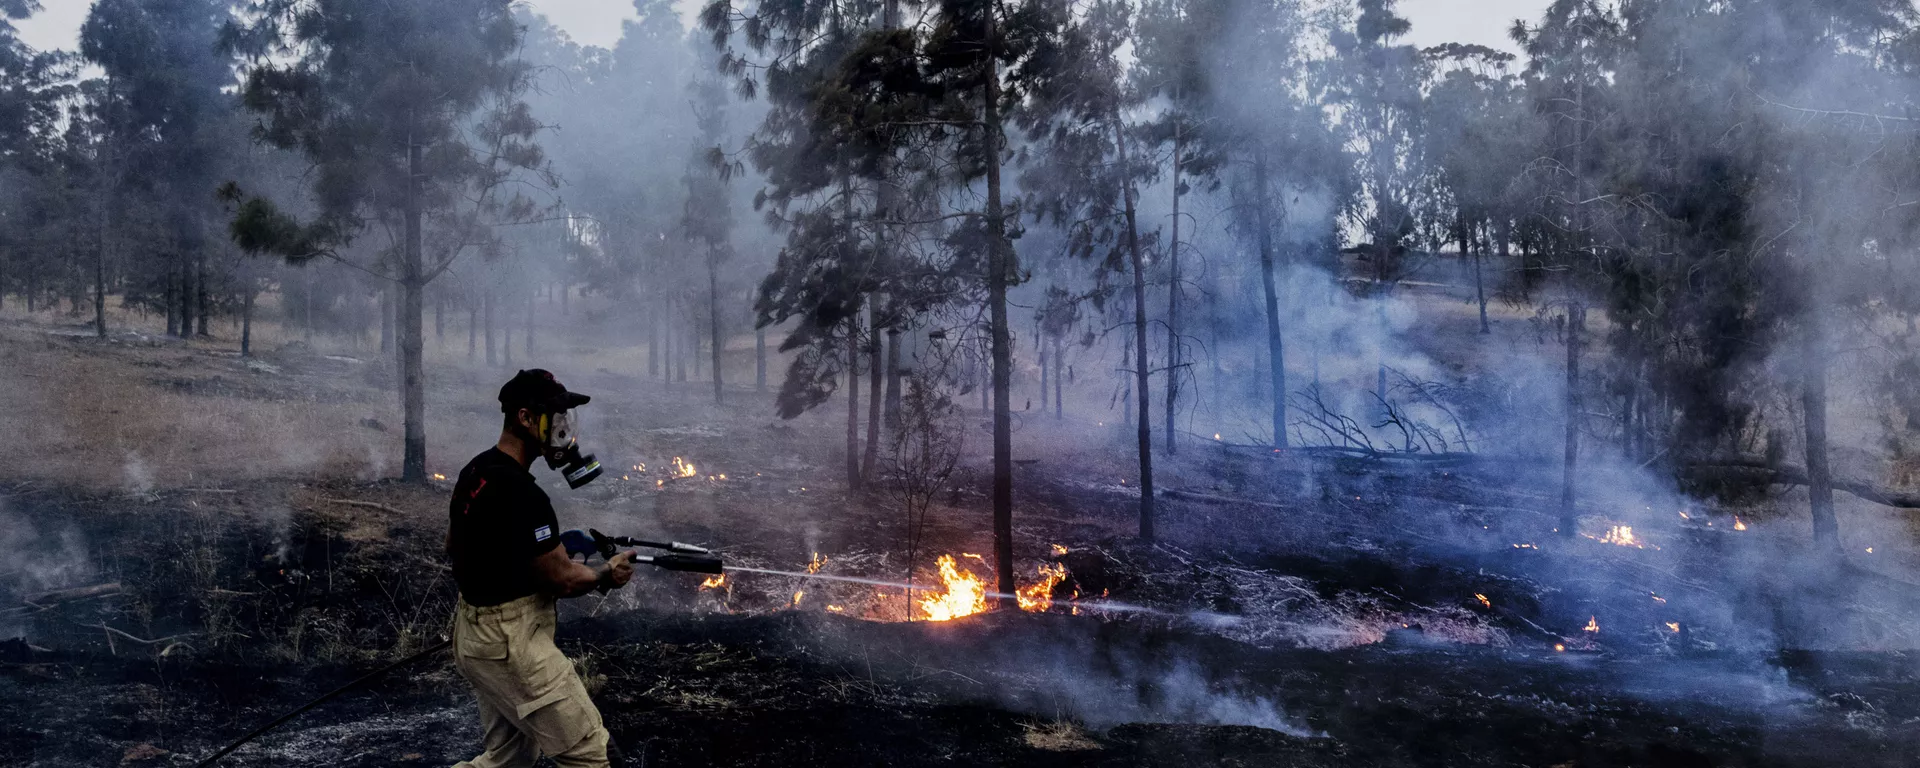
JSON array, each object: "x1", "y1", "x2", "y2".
[{"x1": 1020, "y1": 719, "x2": 1101, "y2": 751}]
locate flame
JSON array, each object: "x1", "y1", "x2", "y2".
[
  {"x1": 1512, "y1": 543, "x2": 1537, "y2": 549},
  {"x1": 1051, "y1": 543, "x2": 1069, "y2": 556},
  {"x1": 1018, "y1": 563, "x2": 1068, "y2": 611},
  {"x1": 792, "y1": 590, "x2": 804, "y2": 606},
  {"x1": 1650, "y1": 593, "x2": 1667, "y2": 604},
  {"x1": 431, "y1": 473, "x2": 447, "y2": 481},
  {"x1": 807, "y1": 552, "x2": 828, "y2": 574},
  {"x1": 1474, "y1": 593, "x2": 1492, "y2": 609},
  {"x1": 1586, "y1": 525, "x2": 1651, "y2": 549},
  {"x1": 1733, "y1": 517, "x2": 1747, "y2": 531},
  {"x1": 671, "y1": 457, "x2": 698, "y2": 478},
  {"x1": 700, "y1": 574, "x2": 727, "y2": 590},
  {"x1": 1678, "y1": 509, "x2": 1691, "y2": 520},
  {"x1": 1865, "y1": 547, "x2": 1874, "y2": 554},
  {"x1": 1666, "y1": 622, "x2": 1681, "y2": 633},
  {"x1": 827, "y1": 605, "x2": 844, "y2": 613},
  {"x1": 1213, "y1": 433, "x2": 1221, "y2": 440},
  {"x1": 1554, "y1": 643, "x2": 1566, "y2": 652},
  {"x1": 961, "y1": 552, "x2": 986, "y2": 563},
  {"x1": 1583, "y1": 616, "x2": 1600, "y2": 633},
  {"x1": 918, "y1": 555, "x2": 988, "y2": 621}
]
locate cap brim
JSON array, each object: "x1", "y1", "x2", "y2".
[{"x1": 560, "y1": 392, "x2": 591, "y2": 408}]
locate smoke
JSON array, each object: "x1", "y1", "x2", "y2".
[
  {"x1": 1022, "y1": 654, "x2": 1318, "y2": 735},
  {"x1": 0, "y1": 501, "x2": 93, "y2": 638},
  {"x1": 121, "y1": 452, "x2": 154, "y2": 496},
  {"x1": 840, "y1": 615, "x2": 1322, "y2": 736}
]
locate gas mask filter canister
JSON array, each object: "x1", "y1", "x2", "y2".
[{"x1": 540, "y1": 411, "x2": 603, "y2": 489}]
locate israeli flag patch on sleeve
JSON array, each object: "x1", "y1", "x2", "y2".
[{"x1": 534, "y1": 525, "x2": 552, "y2": 542}]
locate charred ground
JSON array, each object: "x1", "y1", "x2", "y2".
[{"x1": 0, "y1": 321, "x2": 1916, "y2": 766}]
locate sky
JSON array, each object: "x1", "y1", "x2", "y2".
[{"x1": 16, "y1": 0, "x2": 1549, "y2": 57}]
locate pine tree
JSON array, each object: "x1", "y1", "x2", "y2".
[{"x1": 225, "y1": 0, "x2": 554, "y2": 482}]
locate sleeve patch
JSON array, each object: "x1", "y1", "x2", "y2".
[{"x1": 534, "y1": 525, "x2": 552, "y2": 542}]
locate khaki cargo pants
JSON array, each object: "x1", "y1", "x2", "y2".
[{"x1": 451, "y1": 593, "x2": 610, "y2": 768}]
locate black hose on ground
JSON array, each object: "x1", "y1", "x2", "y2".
[{"x1": 193, "y1": 638, "x2": 452, "y2": 767}]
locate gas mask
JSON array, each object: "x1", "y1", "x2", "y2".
[{"x1": 537, "y1": 410, "x2": 603, "y2": 489}]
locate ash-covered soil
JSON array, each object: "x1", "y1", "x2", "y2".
[
  {"x1": 0, "y1": 321, "x2": 1917, "y2": 766},
  {"x1": 3, "y1": 465, "x2": 1916, "y2": 767}
]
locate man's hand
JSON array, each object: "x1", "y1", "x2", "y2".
[{"x1": 606, "y1": 551, "x2": 635, "y2": 589}]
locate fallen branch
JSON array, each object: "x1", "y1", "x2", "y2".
[
  {"x1": 1682, "y1": 461, "x2": 1920, "y2": 510},
  {"x1": 322, "y1": 498, "x2": 408, "y2": 515},
  {"x1": 1160, "y1": 488, "x2": 1289, "y2": 511},
  {"x1": 26, "y1": 583, "x2": 122, "y2": 605},
  {"x1": 92, "y1": 622, "x2": 199, "y2": 646}
]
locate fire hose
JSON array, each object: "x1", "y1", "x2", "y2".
[{"x1": 193, "y1": 530, "x2": 719, "y2": 766}]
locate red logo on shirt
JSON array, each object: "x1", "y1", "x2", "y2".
[{"x1": 461, "y1": 478, "x2": 487, "y2": 514}]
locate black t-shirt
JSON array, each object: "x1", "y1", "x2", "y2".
[{"x1": 448, "y1": 447, "x2": 561, "y2": 606}]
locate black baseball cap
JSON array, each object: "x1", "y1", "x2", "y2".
[{"x1": 499, "y1": 369, "x2": 592, "y2": 414}]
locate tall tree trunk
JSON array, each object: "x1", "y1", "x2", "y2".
[
  {"x1": 675, "y1": 302, "x2": 687, "y2": 381},
  {"x1": 863, "y1": 304, "x2": 883, "y2": 478},
  {"x1": 1803, "y1": 328, "x2": 1839, "y2": 549},
  {"x1": 1475, "y1": 227, "x2": 1491, "y2": 334},
  {"x1": 180, "y1": 253, "x2": 195, "y2": 338},
  {"x1": 484, "y1": 285, "x2": 497, "y2": 366},
  {"x1": 649, "y1": 302, "x2": 661, "y2": 378},
  {"x1": 877, "y1": 0, "x2": 902, "y2": 430},
  {"x1": 1114, "y1": 117, "x2": 1155, "y2": 541},
  {"x1": 847, "y1": 313, "x2": 862, "y2": 490},
  {"x1": 839, "y1": 150, "x2": 860, "y2": 489},
  {"x1": 196, "y1": 254, "x2": 209, "y2": 337},
  {"x1": 467, "y1": 300, "x2": 477, "y2": 361},
  {"x1": 241, "y1": 288, "x2": 254, "y2": 357},
  {"x1": 1165, "y1": 116, "x2": 1183, "y2": 456},
  {"x1": 502, "y1": 287, "x2": 513, "y2": 367},
  {"x1": 1253, "y1": 145, "x2": 1287, "y2": 449},
  {"x1": 1039, "y1": 335, "x2": 1049, "y2": 413},
  {"x1": 164, "y1": 258, "x2": 177, "y2": 335},
  {"x1": 984, "y1": 8, "x2": 1016, "y2": 601},
  {"x1": 95, "y1": 195, "x2": 108, "y2": 339},
  {"x1": 664, "y1": 305, "x2": 676, "y2": 381},
  {"x1": 709, "y1": 248, "x2": 724, "y2": 404},
  {"x1": 184, "y1": 255, "x2": 196, "y2": 336},
  {"x1": 434, "y1": 294, "x2": 444, "y2": 345},
  {"x1": 524, "y1": 285, "x2": 534, "y2": 359},
  {"x1": 380, "y1": 282, "x2": 394, "y2": 355},
  {"x1": 1054, "y1": 336, "x2": 1063, "y2": 420},
  {"x1": 1559, "y1": 302, "x2": 1584, "y2": 538},
  {"x1": 560, "y1": 282, "x2": 568, "y2": 316},
  {"x1": 756, "y1": 326, "x2": 767, "y2": 392},
  {"x1": 400, "y1": 138, "x2": 428, "y2": 482},
  {"x1": 884, "y1": 329, "x2": 902, "y2": 427}
]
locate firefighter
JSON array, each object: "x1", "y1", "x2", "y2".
[{"x1": 446, "y1": 369, "x2": 628, "y2": 768}]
